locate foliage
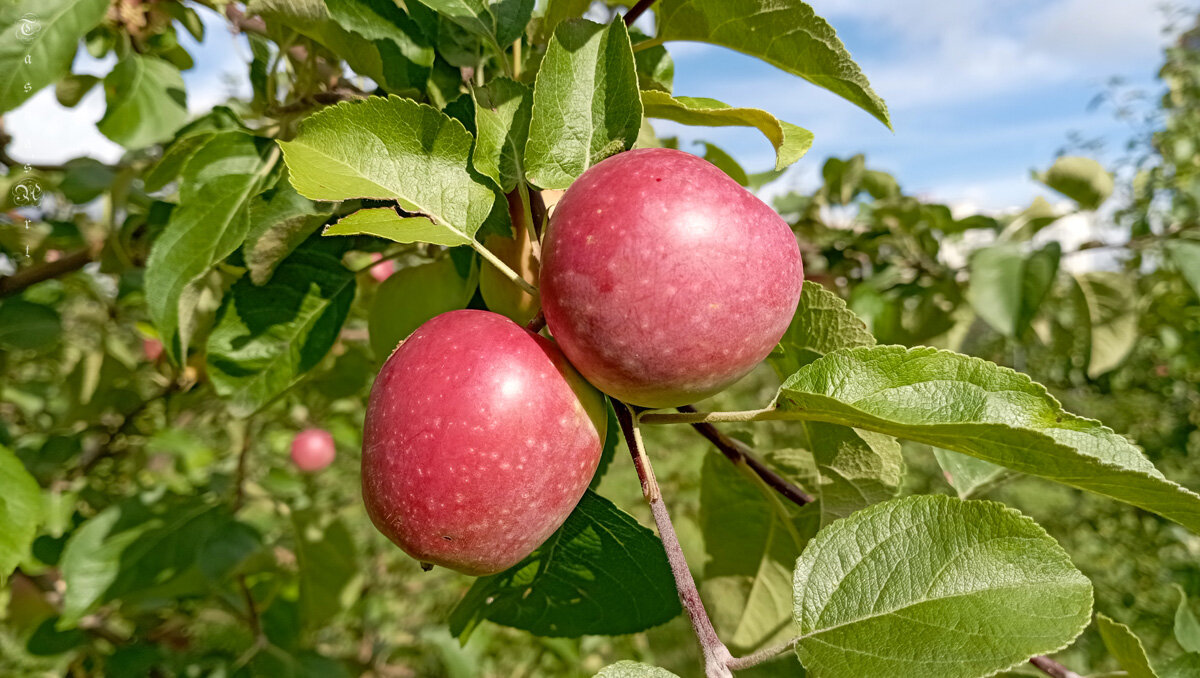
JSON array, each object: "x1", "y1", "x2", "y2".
[{"x1": 0, "y1": 1, "x2": 1197, "y2": 677}]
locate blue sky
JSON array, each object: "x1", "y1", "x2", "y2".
[{"x1": 5, "y1": 0, "x2": 1184, "y2": 213}]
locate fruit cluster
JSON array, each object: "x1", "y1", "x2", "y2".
[{"x1": 360, "y1": 148, "x2": 803, "y2": 575}]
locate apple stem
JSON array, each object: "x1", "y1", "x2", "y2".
[
  {"x1": 516, "y1": 182, "x2": 543, "y2": 260},
  {"x1": 615, "y1": 403, "x2": 734, "y2": 678},
  {"x1": 472, "y1": 241, "x2": 539, "y2": 297},
  {"x1": 524, "y1": 310, "x2": 546, "y2": 333},
  {"x1": 623, "y1": 0, "x2": 658, "y2": 26}
]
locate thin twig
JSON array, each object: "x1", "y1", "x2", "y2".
[
  {"x1": 640, "y1": 408, "x2": 789, "y2": 425},
  {"x1": 678, "y1": 405, "x2": 814, "y2": 506},
  {"x1": 615, "y1": 403, "x2": 734, "y2": 678},
  {"x1": 0, "y1": 248, "x2": 94, "y2": 298},
  {"x1": 726, "y1": 637, "x2": 799, "y2": 671},
  {"x1": 623, "y1": 0, "x2": 658, "y2": 26},
  {"x1": 1030, "y1": 656, "x2": 1084, "y2": 678},
  {"x1": 233, "y1": 421, "x2": 252, "y2": 512}
]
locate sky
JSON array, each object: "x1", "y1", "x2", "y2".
[{"x1": 4, "y1": 0, "x2": 1188, "y2": 216}]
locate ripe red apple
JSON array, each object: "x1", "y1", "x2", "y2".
[
  {"x1": 540, "y1": 148, "x2": 803, "y2": 408},
  {"x1": 142, "y1": 338, "x2": 164, "y2": 362},
  {"x1": 361, "y1": 309, "x2": 606, "y2": 575},
  {"x1": 291, "y1": 428, "x2": 336, "y2": 472}
]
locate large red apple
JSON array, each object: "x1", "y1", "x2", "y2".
[
  {"x1": 291, "y1": 428, "x2": 336, "y2": 472},
  {"x1": 540, "y1": 148, "x2": 803, "y2": 408},
  {"x1": 361, "y1": 310, "x2": 606, "y2": 575}
]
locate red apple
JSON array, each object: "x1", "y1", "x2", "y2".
[
  {"x1": 142, "y1": 338, "x2": 164, "y2": 362},
  {"x1": 540, "y1": 148, "x2": 803, "y2": 408},
  {"x1": 368, "y1": 252, "x2": 395, "y2": 282},
  {"x1": 361, "y1": 309, "x2": 606, "y2": 575},
  {"x1": 291, "y1": 428, "x2": 336, "y2": 472}
]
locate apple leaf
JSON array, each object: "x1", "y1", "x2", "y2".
[
  {"x1": 1164, "y1": 238, "x2": 1200, "y2": 300},
  {"x1": 55, "y1": 72, "x2": 99, "y2": 107},
  {"x1": 768, "y1": 281, "x2": 874, "y2": 378},
  {"x1": 1035, "y1": 156, "x2": 1113, "y2": 210},
  {"x1": 292, "y1": 509, "x2": 362, "y2": 631},
  {"x1": 1096, "y1": 613, "x2": 1158, "y2": 678},
  {"x1": 1162, "y1": 654, "x2": 1200, "y2": 678},
  {"x1": 369, "y1": 255, "x2": 478, "y2": 357},
  {"x1": 245, "y1": 174, "x2": 334, "y2": 285},
  {"x1": 492, "y1": 0, "x2": 535, "y2": 46},
  {"x1": 1072, "y1": 271, "x2": 1138, "y2": 378},
  {"x1": 793, "y1": 495, "x2": 1092, "y2": 678},
  {"x1": 771, "y1": 345, "x2": 1200, "y2": 534},
  {"x1": 641, "y1": 91, "x2": 813, "y2": 171},
  {"x1": 97, "y1": 54, "x2": 189, "y2": 149},
  {"x1": 633, "y1": 33, "x2": 674, "y2": 93},
  {"x1": 472, "y1": 77, "x2": 533, "y2": 192},
  {"x1": 967, "y1": 242, "x2": 1061, "y2": 339},
  {"x1": 280, "y1": 96, "x2": 498, "y2": 243},
  {"x1": 143, "y1": 107, "x2": 245, "y2": 193},
  {"x1": 145, "y1": 132, "x2": 279, "y2": 363},
  {"x1": 525, "y1": 19, "x2": 642, "y2": 189},
  {"x1": 448, "y1": 491, "x2": 681, "y2": 639},
  {"x1": 206, "y1": 236, "x2": 356, "y2": 417},
  {"x1": 0, "y1": 0, "x2": 109, "y2": 113},
  {"x1": 249, "y1": 0, "x2": 431, "y2": 94},
  {"x1": 410, "y1": 0, "x2": 495, "y2": 44},
  {"x1": 0, "y1": 299, "x2": 61, "y2": 351},
  {"x1": 655, "y1": 0, "x2": 890, "y2": 128},
  {"x1": 595, "y1": 662, "x2": 681, "y2": 678},
  {"x1": 59, "y1": 495, "x2": 261, "y2": 627},
  {"x1": 0, "y1": 446, "x2": 43, "y2": 583},
  {"x1": 932, "y1": 447, "x2": 1006, "y2": 499},
  {"x1": 325, "y1": 207, "x2": 472, "y2": 247},
  {"x1": 540, "y1": 0, "x2": 588, "y2": 39},
  {"x1": 699, "y1": 142, "x2": 748, "y2": 185},
  {"x1": 324, "y1": 0, "x2": 435, "y2": 67},
  {"x1": 1177, "y1": 586, "x2": 1200, "y2": 653},
  {"x1": 700, "y1": 451, "x2": 819, "y2": 651}
]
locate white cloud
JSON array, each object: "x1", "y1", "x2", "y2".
[{"x1": 6, "y1": 87, "x2": 123, "y2": 164}]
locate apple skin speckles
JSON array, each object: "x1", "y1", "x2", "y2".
[
  {"x1": 540, "y1": 148, "x2": 803, "y2": 408},
  {"x1": 362, "y1": 310, "x2": 606, "y2": 576}
]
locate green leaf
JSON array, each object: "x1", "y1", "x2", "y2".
[
  {"x1": 1164, "y1": 239, "x2": 1200, "y2": 300},
  {"x1": 58, "y1": 157, "x2": 115, "y2": 203},
  {"x1": 700, "y1": 452, "x2": 819, "y2": 651},
  {"x1": 1096, "y1": 614, "x2": 1158, "y2": 678},
  {"x1": 448, "y1": 491, "x2": 680, "y2": 640},
  {"x1": 541, "y1": 0, "x2": 588, "y2": 39},
  {"x1": 206, "y1": 237, "x2": 356, "y2": 417},
  {"x1": 655, "y1": 0, "x2": 890, "y2": 128},
  {"x1": 250, "y1": 0, "x2": 431, "y2": 94},
  {"x1": 1035, "y1": 156, "x2": 1113, "y2": 210},
  {"x1": 0, "y1": 446, "x2": 42, "y2": 582},
  {"x1": 325, "y1": 207, "x2": 471, "y2": 247},
  {"x1": 281, "y1": 96, "x2": 498, "y2": 242},
  {"x1": 595, "y1": 662, "x2": 681, "y2": 678},
  {"x1": 59, "y1": 495, "x2": 259, "y2": 627},
  {"x1": 369, "y1": 254, "x2": 478, "y2": 357},
  {"x1": 525, "y1": 19, "x2": 642, "y2": 189},
  {"x1": 632, "y1": 31, "x2": 674, "y2": 93},
  {"x1": 325, "y1": 0, "x2": 436, "y2": 68},
  {"x1": 0, "y1": 298, "x2": 62, "y2": 351},
  {"x1": 143, "y1": 107, "x2": 245, "y2": 193},
  {"x1": 472, "y1": 77, "x2": 533, "y2": 192},
  {"x1": 768, "y1": 281, "x2": 874, "y2": 379},
  {"x1": 245, "y1": 175, "x2": 334, "y2": 285},
  {"x1": 0, "y1": 0, "x2": 110, "y2": 113},
  {"x1": 54, "y1": 72, "x2": 98, "y2": 107},
  {"x1": 699, "y1": 142, "x2": 748, "y2": 185},
  {"x1": 145, "y1": 132, "x2": 278, "y2": 363},
  {"x1": 1003, "y1": 196, "x2": 1062, "y2": 242},
  {"x1": 641, "y1": 91, "x2": 812, "y2": 171},
  {"x1": 932, "y1": 447, "x2": 1006, "y2": 499},
  {"x1": 1177, "y1": 586, "x2": 1200, "y2": 653},
  {"x1": 492, "y1": 0, "x2": 535, "y2": 46},
  {"x1": 97, "y1": 54, "x2": 188, "y2": 149},
  {"x1": 1161, "y1": 654, "x2": 1200, "y2": 678},
  {"x1": 773, "y1": 345, "x2": 1200, "y2": 534},
  {"x1": 793, "y1": 495, "x2": 1092, "y2": 678},
  {"x1": 1073, "y1": 271, "x2": 1138, "y2": 378},
  {"x1": 967, "y1": 242, "x2": 1061, "y2": 339},
  {"x1": 292, "y1": 509, "x2": 361, "y2": 631},
  {"x1": 789, "y1": 424, "x2": 903, "y2": 527},
  {"x1": 411, "y1": 0, "x2": 496, "y2": 43}
]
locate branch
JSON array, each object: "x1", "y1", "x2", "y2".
[
  {"x1": 678, "y1": 405, "x2": 814, "y2": 506},
  {"x1": 614, "y1": 403, "x2": 734, "y2": 678},
  {"x1": 640, "y1": 408, "x2": 788, "y2": 425},
  {"x1": 623, "y1": 0, "x2": 658, "y2": 26},
  {"x1": 1030, "y1": 656, "x2": 1084, "y2": 678},
  {"x1": 0, "y1": 248, "x2": 94, "y2": 298}
]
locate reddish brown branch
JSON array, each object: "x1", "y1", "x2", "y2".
[
  {"x1": 677, "y1": 405, "x2": 814, "y2": 506},
  {"x1": 623, "y1": 0, "x2": 658, "y2": 26},
  {"x1": 1030, "y1": 656, "x2": 1084, "y2": 678},
  {"x1": 0, "y1": 248, "x2": 94, "y2": 298}
]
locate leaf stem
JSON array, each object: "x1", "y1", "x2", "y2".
[
  {"x1": 726, "y1": 637, "x2": 799, "y2": 671},
  {"x1": 1029, "y1": 656, "x2": 1084, "y2": 678},
  {"x1": 623, "y1": 0, "x2": 658, "y2": 26},
  {"x1": 614, "y1": 403, "x2": 734, "y2": 678},
  {"x1": 471, "y1": 241, "x2": 538, "y2": 296}
]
